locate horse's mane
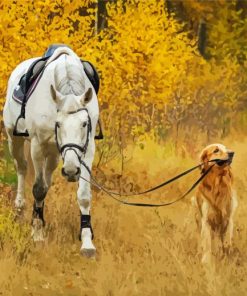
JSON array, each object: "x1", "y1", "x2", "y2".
[{"x1": 49, "y1": 47, "x2": 85, "y2": 96}]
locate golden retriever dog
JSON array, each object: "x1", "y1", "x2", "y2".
[{"x1": 195, "y1": 144, "x2": 238, "y2": 263}]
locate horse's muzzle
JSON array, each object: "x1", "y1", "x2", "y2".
[{"x1": 61, "y1": 167, "x2": 81, "y2": 182}]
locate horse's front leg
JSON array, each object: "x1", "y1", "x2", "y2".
[
  {"x1": 44, "y1": 146, "x2": 60, "y2": 188},
  {"x1": 77, "y1": 155, "x2": 96, "y2": 257},
  {"x1": 30, "y1": 137, "x2": 48, "y2": 241}
]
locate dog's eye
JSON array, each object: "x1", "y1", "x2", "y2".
[
  {"x1": 82, "y1": 122, "x2": 87, "y2": 128},
  {"x1": 214, "y1": 148, "x2": 219, "y2": 153}
]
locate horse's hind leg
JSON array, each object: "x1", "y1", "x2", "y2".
[
  {"x1": 30, "y1": 137, "x2": 48, "y2": 241},
  {"x1": 6, "y1": 129, "x2": 27, "y2": 209}
]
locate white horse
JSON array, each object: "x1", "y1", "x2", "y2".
[{"x1": 3, "y1": 47, "x2": 99, "y2": 257}]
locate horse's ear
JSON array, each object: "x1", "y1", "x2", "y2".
[
  {"x1": 50, "y1": 85, "x2": 63, "y2": 103},
  {"x1": 80, "y1": 87, "x2": 93, "y2": 105}
]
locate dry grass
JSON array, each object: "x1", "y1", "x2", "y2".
[{"x1": 0, "y1": 136, "x2": 247, "y2": 296}]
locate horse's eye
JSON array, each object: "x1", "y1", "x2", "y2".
[
  {"x1": 82, "y1": 122, "x2": 87, "y2": 128},
  {"x1": 214, "y1": 148, "x2": 219, "y2": 153}
]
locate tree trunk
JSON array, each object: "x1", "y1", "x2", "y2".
[
  {"x1": 198, "y1": 19, "x2": 207, "y2": 59},
  {"x1": 96, "y1": 0, "x2": 108, "y2": 34},
  {"x1": 165, "y1": 0, "x2": 172, "y2": 17},
  {"x1": 236, "y1": 0, "x2": 247, "y2": 18}
]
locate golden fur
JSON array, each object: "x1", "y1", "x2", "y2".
[{"x1": 195, "y1": 144, "x2": 238, "y2": 263}]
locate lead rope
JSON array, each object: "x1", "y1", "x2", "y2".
[
  {"x1": 54, "y1": 112, "x2": 225, "y2": 207},
  {"x1": 79, "y1": 159, "x2": 216, "y2": 207}
]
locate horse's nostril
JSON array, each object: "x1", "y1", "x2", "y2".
[
  {"x1": 61, "y1": 167, "x2": 81, "y2": 177},
  {"x1": 76, "y1": 167, "x2": 81, "y2": 175}
]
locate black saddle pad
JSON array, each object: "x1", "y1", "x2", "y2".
[
  {"x1": 13, "y1": 44, "x2": 100, "y2": 104},
  {"x1": 12, "y1": 57, "x2": 48, "y2": 104}
]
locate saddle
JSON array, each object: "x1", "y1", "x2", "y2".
[
  {"x1": 13, "y1": 44, "x2": 103, "y2": 139},
  {"x1": 13, "y1": 44, "x2": 100, "y2": 104}
]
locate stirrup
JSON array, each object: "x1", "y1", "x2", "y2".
[{"x1": 13, "y1": 114, "x2": 29, "y2": 137}]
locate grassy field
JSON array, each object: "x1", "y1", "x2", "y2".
[{"x1": 0, "y1": 135, "x2": 247, "y2": 296}]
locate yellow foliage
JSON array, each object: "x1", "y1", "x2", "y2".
[
  {"x1": 0, "y1": 0, "x2": 246, "y2": 165},
  {"x1": 0, "y1": 197, "x2": 30, "y2": 256}
]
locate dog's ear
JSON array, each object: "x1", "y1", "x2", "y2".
[
  {"x1": 200, "y1": 149, "x2": 208, "y2": 163},
  {"x1": 199, "y1": 148, "x2": 208, "y2": 173}
]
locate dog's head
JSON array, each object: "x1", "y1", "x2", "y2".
[{"x1": 199, "y1": 144, "x2": 234, "y2": 172}]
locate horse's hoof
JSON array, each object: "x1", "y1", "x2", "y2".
[
  {"x1": 80, "y1": 246, "x2": 96, "y2": 258},
  {"x1": 32, "y1": 233, "x2": 45, "y2": 242},
  {"x1": 31, "y1": 218, "x2": 45, "y2": 242},
  {"x1": 31, "y1": 229, "x2": 45, "y2": 242},
  {"x1": 14, "y1": 197, "x2": 25, "y2": 210}
]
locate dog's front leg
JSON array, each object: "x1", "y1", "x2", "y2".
[
  {"x1": 223, "y1": 191, "x2": 238, "y2": 254},
  {"x1": 201, "y1": 200, "x2": 212, "y2": 264}
]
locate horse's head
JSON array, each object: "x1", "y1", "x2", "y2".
[{"x1": 51, "y1": 85, "x2": 93, "y2": 182}]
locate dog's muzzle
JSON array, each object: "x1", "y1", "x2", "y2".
[
  {"x1": 227, "y1": 151, "x2": 234, "y2": 164},
  {"x1": 216, "y1": 151, "x2": 234, "y2": 166}
]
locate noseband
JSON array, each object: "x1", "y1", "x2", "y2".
[{"x1": 55, "y1": 108, "x2": 92, "y2": 161}]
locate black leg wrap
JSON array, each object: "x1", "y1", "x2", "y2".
[
  {"x1": 32, "y1": 202, "x2": 45, "y2": 226},
  {"x1": 32, "y1": 182, "x2": 48, "y2": 203},
  {"x1": 79, "y1": 214, "x2": 94, "y2": 241}
]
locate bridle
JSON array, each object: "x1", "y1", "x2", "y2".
[{"x1": 55, "y1": 107, "x2": 92, "y2": 161}]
